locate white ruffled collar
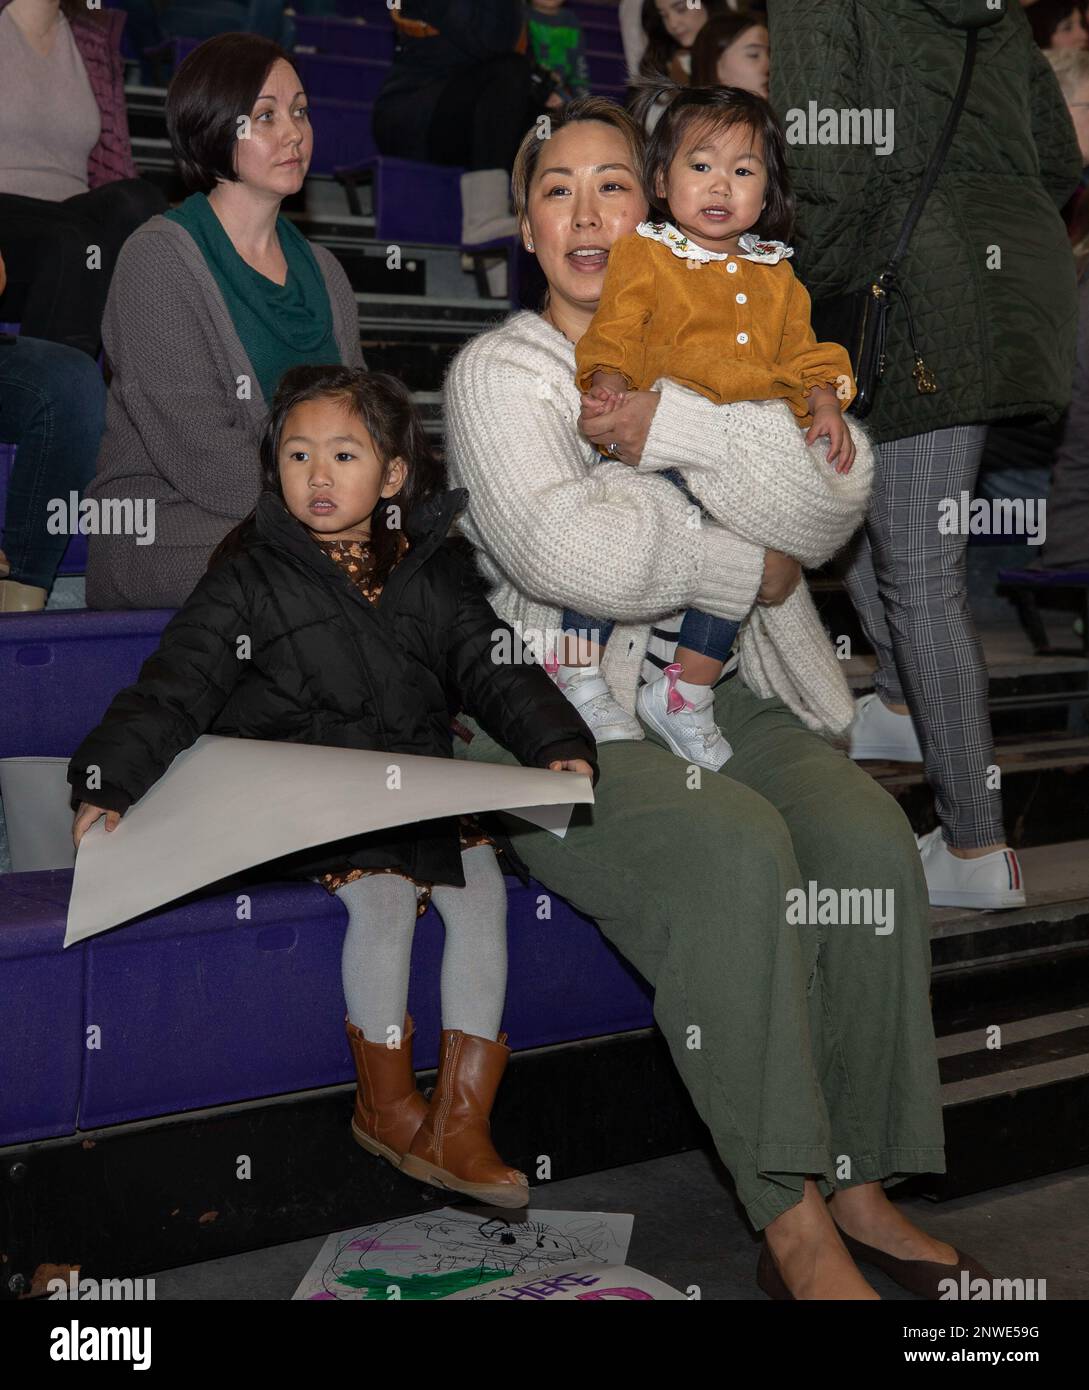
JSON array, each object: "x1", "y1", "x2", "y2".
[{"x1": 636, "y1": 220, "x2": 794, "y2": 264}]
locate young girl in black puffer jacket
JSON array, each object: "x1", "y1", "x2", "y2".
[{"x1": 68, "y1": 364, "x2": 597, "y2": 1209}]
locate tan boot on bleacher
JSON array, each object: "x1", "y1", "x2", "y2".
[{"x1": 0, "y1": 579, "x2": 46, "y2": 612}]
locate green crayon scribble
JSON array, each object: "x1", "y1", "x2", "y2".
[{"x1": 334, "y1": 1267, "x2": 514, "y2": 1300}]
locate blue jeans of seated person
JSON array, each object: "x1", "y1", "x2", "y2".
[
  {"x1": 561, "y1": 464, "x2": 740, "y2": 666},
  {"x1": 0, "y1": 336, "x2": 104, "y2": 591}
]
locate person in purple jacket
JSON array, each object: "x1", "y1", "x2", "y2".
[{"x1": 0, "y1": 0, "x2": 166, "y2": 357}]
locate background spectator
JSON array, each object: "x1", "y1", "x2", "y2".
[
  {"x1": 1025, "y1": 0, "x2": 1088, "y2": 49},
  {"x1": 372, "y1": 1, "x2": 538, "y2": 246},
  {"x1": 619, "y1": 0, "x2": 646, "y2": 78},
  {"x1": 771, "y1": 0, "x2": 1080, "y2": 908},
  {"x1": 689, "y1": 10, "x2": 769, "y2": 95},
  {"x1": 525, "y1": 0, "x2": 590, "y2": 107},
  {"x1": 84, "y1": 33, "x2": 363, "y2": 610},
  {"x1": 0, "y1": 252, "x2": 105, "y2": 613},
  {"x1": 1049, "y1": 46, "x2": 1089, "y2": 253},
  {"x1": 989, "y1": 45, "x2": 1089, "y2": 575},
  {"x1": 638, "y1": 0, "x2": 728, "y2": 82},
  {"x1": 0, "y1": 0, "x2": 166, "y2": 357}
]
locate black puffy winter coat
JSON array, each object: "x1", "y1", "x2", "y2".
[{"x1": 67, "y1": 487, "x2": 597, "y2": 888}]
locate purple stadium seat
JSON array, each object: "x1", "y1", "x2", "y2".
[
  {"x1": 0, "y1": 609, "x2": 174, "y2": 759},
  {"x1": 308, "y1": 97, "x2": 376, "y2": 174},
  {"x1": 294, "y1": 15, "x2": 395, "y2": 61},
  {"x1": 0, "y1": 871, "x2": 85, "y2": 1144},
  {"x1": 148, "y1": 34, "x2": 200, "y2": 73},
  {"x1": 341, "y1": 156, "x2": 464, "y2": 245},
  {"x1": 586, "y1": 48, "x2": 629, "y2": 89},
  {"x1": 293, "y1": 51, "x2": 388, "y2": 103}
]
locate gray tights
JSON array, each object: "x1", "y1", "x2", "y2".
[{"x1": 336, "y1": 845, "x2": 509, "y2": 1044}]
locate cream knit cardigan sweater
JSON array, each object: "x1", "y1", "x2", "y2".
[{"x1": 444, "y1": 310, "x2": 874, "y2": 736}]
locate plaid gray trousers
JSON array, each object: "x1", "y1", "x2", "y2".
[{"x1": 843, "y1": 424, "x2": 1005, "y2": 848}]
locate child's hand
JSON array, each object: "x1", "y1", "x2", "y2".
[
  {"x1": 548, "y1": 758, "x2": 595, "y2": 778},
  {"x1": 579, "y1": 390, "x2": 613, "y2": 419},
  {"x1": 73, "y1": 801, "x2": 122, "y2": 848},
  {"x1": 581, "y1": 382, "x2": 628, "y2": 417},
  {"x1": 806, "y1": 404, "x2": 856, "y2": 473}
]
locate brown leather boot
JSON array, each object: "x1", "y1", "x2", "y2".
[
  {"x1": 345, "y1": 1014, "x2": 429, "y2": 1168},
  {"x1": 400, "y1": 1029, "x2": 529, "y2": 1208}
]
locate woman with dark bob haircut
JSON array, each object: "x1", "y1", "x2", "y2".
[{"x1": 84, "y1": 31, "x2": 363, "y2": 610}]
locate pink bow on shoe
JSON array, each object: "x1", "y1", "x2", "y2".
[
  {"x1": 663, "y1": 663, "x2": 694, "y2": 715},
  {"x1": 544, "y1": 651, "x2": 565, "y2": 688}
]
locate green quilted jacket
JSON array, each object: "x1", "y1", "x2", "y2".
[{"x1": 768, "y1": 0, "x2": 1081, "y2": 443}]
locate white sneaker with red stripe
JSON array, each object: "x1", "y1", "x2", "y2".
[{"x1": 916, "y1": 828, "x2": 1026, "y2": 910}]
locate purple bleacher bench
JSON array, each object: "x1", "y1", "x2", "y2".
[
  {"x1": 308, "y1": 97, "x2": 376, "y2": 175},
  {"x1": 0, "y1": 609, "x2": 655, "y2": 1146},
  {"x1": 0, "y1": 608, "x2": 175, "y2": 759},
  {"x1": 585, "y1": 48, "x2": 629, "y2": 88},
  {"x1": 0, "y1": 868, "x2": 651, "y2": 1146},
  {"x1": 294, "y1": 14, "x2": 395, "y2": 62},
  {"x1": 292, "y1": 51, "x2": 388, "y2": 103}
]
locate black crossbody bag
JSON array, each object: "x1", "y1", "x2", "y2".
[{"x1": 811, "y1": 29, "x2": 978, "y2": 419}]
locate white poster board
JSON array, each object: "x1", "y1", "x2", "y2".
[{"x1": 65, "y1": 735, "x2": 593, "y2": 946}]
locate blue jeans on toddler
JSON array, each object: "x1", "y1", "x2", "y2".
[{"x1": 561, "y1": 466, "x2": 740, "y2": 663}]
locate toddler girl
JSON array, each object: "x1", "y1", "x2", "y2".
[
  {"x1": 556, "y1": 83, "x2": 856, "y2": 770},
  {"x1": 68, "y1": 365, "x2": 596, "y2": 1209}
]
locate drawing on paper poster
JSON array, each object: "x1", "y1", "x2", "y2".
[{"x1": 294, "y1": 1208, "x2": 633, "y2": 1301}]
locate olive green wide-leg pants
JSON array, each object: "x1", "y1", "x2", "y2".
[{"x1": 454, "y1": 676, "x2": 946, "y2": 1232}]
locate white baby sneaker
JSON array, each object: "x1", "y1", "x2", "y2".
[
  {"x1": 916, "y1": 828, "x2": 1026, "y2": 910},
  {"x1": 849, "y1": 692, "x2": 924, "y2": 762},
  {"x1": 635, "y1": 664, "x2": 733, "y2": 771},
  {"x1": 545, "y1": 659, "x2": 644, "y2": 744}
]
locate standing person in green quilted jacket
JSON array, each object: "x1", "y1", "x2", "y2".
[{"x1": 770, "y1": 0, "x2": 1081, "y2": 910}]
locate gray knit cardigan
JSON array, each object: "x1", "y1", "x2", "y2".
[{"x1": 85, "y1": 216, "x2": 363, "y2": 610}]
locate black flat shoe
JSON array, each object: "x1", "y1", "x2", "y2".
[{"x1": 836, "y1": 1227, "x2": 993, "y2": 1299}]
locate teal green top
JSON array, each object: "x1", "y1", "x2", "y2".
[{"x1": 165, "y1": 192, "x2": 342, "y2": 405}]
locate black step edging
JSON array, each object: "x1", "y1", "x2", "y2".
[
  {"x1": 877, "y1": 754, "x2": 1089, "y2": 848},
  {"x1": 921, "y1": 1073, "x2": 1089, "y2": 1200},
  {"x1": 931, "y1": 903, "x2": 1089, "y2": 971}
]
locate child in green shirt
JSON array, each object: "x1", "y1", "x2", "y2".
[{"x1": 526, "y1": 0, "x2": 590, "y2": 104}]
